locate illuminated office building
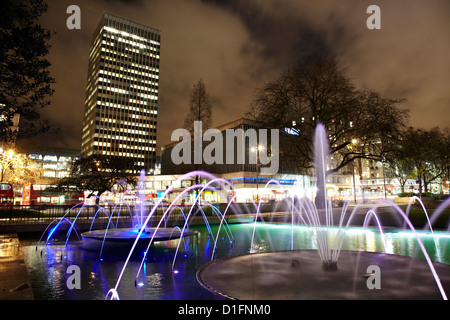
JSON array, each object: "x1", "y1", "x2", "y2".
[{"x1": 81, "y1": 13, "x2": 160, "y2": 173}]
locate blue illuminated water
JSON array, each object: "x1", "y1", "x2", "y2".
[{"x1": 21, "y1": 223, "x2": 450, "y2": 300}]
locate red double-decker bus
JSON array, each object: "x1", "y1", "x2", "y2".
[
  {"x1": 0, "y1": 183, "x2": 14, "y2": 206},
  {"x1": 22, "y1": 184, "x2": 84, "y2": 206}
]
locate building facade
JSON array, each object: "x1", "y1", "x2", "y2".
[
  {"x1": 159, "y1": 117, "x2": 419, "y2": 204},
  {"x1": 27, "y1": 148, "x2": 81, "y2": 180},
  {"x1": 160, "y1": 118, "x2": 279, "y2": 175},
  {"x1": 160, "y1": 118, "x2": 313, "y2": 203},
  {"x1": 81, "y1": 13, "x2": 161, "y2": 173}
]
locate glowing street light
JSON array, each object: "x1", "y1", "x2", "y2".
[{"x1": 250, "y1": 145, "x2": 265, "y2": 152}]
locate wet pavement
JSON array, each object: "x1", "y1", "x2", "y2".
[{"x1": 0, "y1": 234, "x2": 34, "y2": 300}]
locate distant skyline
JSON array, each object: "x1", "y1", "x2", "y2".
[{"x1": 33, "y1": 0, "x2": 450, "y2": 154}]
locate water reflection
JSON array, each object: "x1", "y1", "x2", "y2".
[{"x1": 21, "y1": 223, "x2": 449, "y2": 300}]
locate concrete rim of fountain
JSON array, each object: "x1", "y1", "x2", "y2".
[
  {"x1": 197, "y1": 249, "x2": 450, "y2": 300},
  {"x1": 82, "y1": 227, "x2": 197, "y2": 242},
  {"x1": 81, "y1": 227, "x2": 198, "y2": 251}
]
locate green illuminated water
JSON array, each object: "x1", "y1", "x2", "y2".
[{"x1": 21, "y1": 223, "x2": 450, "y2": 300}]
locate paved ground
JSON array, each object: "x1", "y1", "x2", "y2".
[{"x1": 0, "y1": 234, "x2": 34, "y2": 300}]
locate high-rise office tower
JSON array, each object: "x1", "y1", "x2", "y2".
[{"x1": 81, "y1": 13, "x2": 160, "y2": 173}]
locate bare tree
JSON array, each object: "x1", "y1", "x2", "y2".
[
  {"x1": 250, "y1": 57, "x2": 409, "y2": 173},
  {"x1": 248, "y1": 57, "x2": 409, "y2": 207},
  {"x1": 384, "y1": 157, "x2": 416, "y2": 194},
  {"x1": 183, "y1": 79, "x2": 213, "y2": 134},
  {"x1": 181, "y1": 79, "x2": 213, "y2": 198}
]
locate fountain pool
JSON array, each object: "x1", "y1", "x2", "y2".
[
  {"x1": 21, "y1": 222, "x2": 450, "y2": 300},
  {"x1": 24, "y1": 123, "x2": 450, "y2": 300}
]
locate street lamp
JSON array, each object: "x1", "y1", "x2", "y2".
[
  {"x1": 381, "y1": 161, "x2": 387, "y2": 200},
  {"x1": 352, "y1": 163, "x2": 357, "y2": 203},
  {"x1": 351, "y1": 139, "x2": 358, "y2": 203},
  {"x1": 250, "y1": 145, "x2": 264, "y2": 202},
  {"x1": 149, "y1": 168, "x2": 155, "y2": 195}
]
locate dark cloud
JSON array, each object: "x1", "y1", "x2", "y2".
[
  {"x1": 204, "y1": 0, "x2": 450, "y2": 130},
  {"x1": 203, "y1": 0, "x2": 337, "y2": 67},
  {"x1": 32, "y1": 0, "x2": 450, "y2": 154}
]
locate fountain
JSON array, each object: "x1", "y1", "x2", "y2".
[
  {"x1": 80, "y1": 170, "x2": 198, "y2": 255},
  {"x1": 34, "y1": 124, "x2": 450, "y2": 300},
  {"x1": 36, "y1": 170, "x2": 209, "y2": 258},
  {"x1": 36, "y1": 170, "x2": 239, "y2": 297},
  {"x1": 196, "y1": 123, "x2": 450, "y2": 300}
]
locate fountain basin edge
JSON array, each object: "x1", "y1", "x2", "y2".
[
  {"x1": 81, "y1": 227, "x2": 198, "y2": 252},
  {"x1": 197, "y1": 250, "x2": 450, "y2": 300}
]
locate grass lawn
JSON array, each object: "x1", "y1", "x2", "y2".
[
  {"x1": 403, "y1": 208, "x2": 450, "y2": 230},
  {"x1": 357, "y1": 205, "x2": 450, "y2": 230}
]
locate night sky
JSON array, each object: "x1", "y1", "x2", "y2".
[{"x1": 35, "y1": 0, "x2": 450, "y2": 154}]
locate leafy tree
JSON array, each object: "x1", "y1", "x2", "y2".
[
  {"x1": 56, "y1": 155, "x2": 137, "y2": 204},
  {"x1": 0, "y1": 0, "x2": 55, "y2": 143},
  {"x1": 0, "y1": 146, "x2": 43, "y2": 188},
  {"x1": 0, "y1": 148, "x2": 24, "y2": 183},
  {"x1": 397, "y1": 127, "x2": 450, "y2": 195},
  {"x1": 384, "y1": 157, "x2": 415, "y2": 194}
]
